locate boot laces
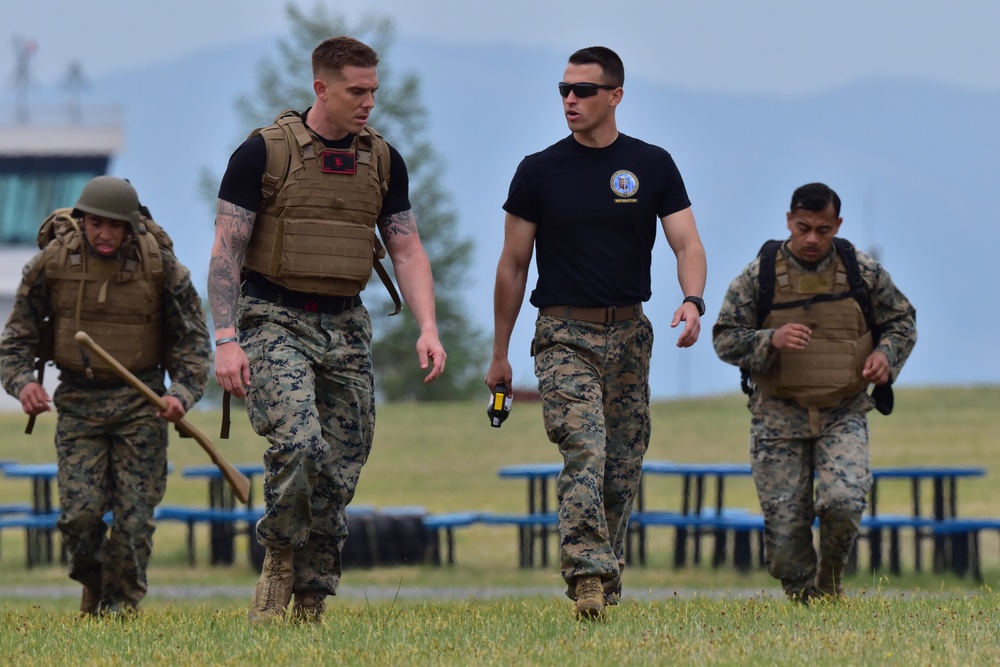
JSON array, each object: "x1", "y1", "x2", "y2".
[{"x1": 578, "y1": 578, "x2": 603, "y2": 600}]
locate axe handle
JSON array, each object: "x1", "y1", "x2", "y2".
[{"x1": 74, "y1": 331, "x2": 251, "y2": 504}]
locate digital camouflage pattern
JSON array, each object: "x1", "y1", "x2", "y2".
[
  {"x1": 0, "y1": 240, "x2": 211, "y2": 612},
  {"x1": 54, "y1": 372, "x2": 169, "y2": 610},
  {"x1": 713, "y1": 240, "x2": 916, "y2": 598},
  {"x1": 238, "y1": 295, "x2": 374, "y2": 599},
  {"x1": 532, "y1": 313, "x2": 653, "y2": 602}
]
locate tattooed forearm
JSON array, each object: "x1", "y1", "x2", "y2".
[
  {"x1": 208, "y1": 200, "x2": 256, "y2": 330},
  {"x1": 377, "y1": 209, "x2": 416, "y2": 243}
]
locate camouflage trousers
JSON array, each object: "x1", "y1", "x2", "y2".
[
  {"x1": 239, "y1": 296, "x2": 374, "y2": 597},
  {"x1": 749, "y1": 393, "x2": 873, "y2": 596},
  {"x1": 52, "y1": 371, "x2": 169, "y2": 610},
  {"x1": 532, "y1": 313, "x2": 653, "y2": 600}
]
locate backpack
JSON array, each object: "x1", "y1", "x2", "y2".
[
  {"x1": 24, "y1": 205, "x2": 175, "y2": 434},
  {"x1": 36, "y1": 204, "x2": 173, "y2": 254},
  {"x1": 740, "y1": 238, "x2": 893, "y2": 415}
]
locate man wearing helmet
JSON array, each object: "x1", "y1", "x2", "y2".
[{"x1": 0, "y1": 176, "x2": 212, "y2": 616}]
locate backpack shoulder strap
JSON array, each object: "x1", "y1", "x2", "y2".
[
  {"x1": 832, "y1": 237, "x2": 873, "y2": 326},
  {"x1": 755, "y1": 239, "x2": 783, "y2": 328}
]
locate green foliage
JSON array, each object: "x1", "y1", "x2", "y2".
[{"x1": 208, "y1": 2, "x2": 487, "y2": 401}]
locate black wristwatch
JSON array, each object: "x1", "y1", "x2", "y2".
[{"x1": 682, "y1": 296, "x2": 706, "y2": 316}]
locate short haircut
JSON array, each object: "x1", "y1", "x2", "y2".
[
  {"x1": 568, "y1": 46, "x2": 625, "y2": 87},
  {"x1": 790, "y1": 182, "x2": 841, "y2": 216},
  {"x1": 312, "y1": 36, "x2": 379, "y2": 78}
]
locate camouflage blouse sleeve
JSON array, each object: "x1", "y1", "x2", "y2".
[
  {"x1": 0, "y1": 252, "x2": 52, "y2": 398},
  {"x1": 857, "y1": 251, "x2": 917, "y2": 382},
  {"x1": 711, "y1": 257, "x2": 779, "y2": 372},
  {"x1": 160, "y1": 250, "x2": 212, "y2": 411}
]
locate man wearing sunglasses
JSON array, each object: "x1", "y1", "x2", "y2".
[{"x1": 486, "y1": 46, "x2": 707, "y2": 620}]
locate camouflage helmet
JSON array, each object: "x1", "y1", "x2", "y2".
[{"x1": 73, "y1": 176, "x2": 141, "y2": 228}]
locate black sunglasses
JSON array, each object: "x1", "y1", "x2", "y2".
[{"x1": 558, "y1": 82, "x2": 617, "y2": 98}]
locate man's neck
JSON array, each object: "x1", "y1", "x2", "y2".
[
  {"x1": 572, "y1": 123, "x2": 619, "y2": 149},
  {"x1": 304, "y1": 105, "x2": 350, "y2": 142}
]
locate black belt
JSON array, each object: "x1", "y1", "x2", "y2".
[
  {"x1": 243, "y1": 274, "x2": 361, "y2": 315},
  {"x1": 538, "y1": 303, "x2": 643, "y2": 324}
]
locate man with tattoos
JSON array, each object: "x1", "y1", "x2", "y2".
[
  {"x1": 485, "y1": 46, "x2": 707, "y2": 620},
  {"x1": 209, "y1": 36, "x2": 446, "y2": 624}
]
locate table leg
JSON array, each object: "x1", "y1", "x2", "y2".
[
  {"x1": 907, "y1": 478, "x2": 922, "y2": 572},
  {"x1": 932, "y1": 477, "x2": 946, "y2": 573},
  {"x1": 208, "y1": 478, "x2": 236, "y2": 566},
  {"x1": 673, "y1": 475, "x2": 691, "y2": 568},
  {"x1": 692, "y1": 474, "x2": 705, "y2": 565},
  {"x1": 539, "y1": 478, "x2": 549, "y2": 568},
  {"x1": 711, "y1": 474, "x2": 727, "y2": 568},
  {"x1": 634, "y1": 476, "x2": 646, "y2": 566}
]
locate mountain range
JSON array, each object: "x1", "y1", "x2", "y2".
[{"x1": 6, "y1": 36, "x2": 998, "y2": 399}]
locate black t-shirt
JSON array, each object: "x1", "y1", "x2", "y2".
[
  {"x1": 503, "y1": 133, "x2": 691, "y2": 308},
  {"x1": 218, "y1": 112, "x2": 411, "y2": 216}
]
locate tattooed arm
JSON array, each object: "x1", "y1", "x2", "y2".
[
  {"x1": 208, "y1": 199, "x2": 256, "y2": 396},
  {"x1": 378, "y1": 208, "x2": 446, "y2": 383}
]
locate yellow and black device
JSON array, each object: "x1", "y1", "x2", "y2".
[{"x1": 487, "y1": 382, "x2": 513, "y2": 428}]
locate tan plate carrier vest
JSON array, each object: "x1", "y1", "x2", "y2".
[
  {"x1": 752, "y1": 251, "x2": 873, "y2": 432},
  {"x1": 243, "y1": 111, "x2": 399, "y2": 307},
  {"x1": 36, "y1": 212, "x2": 165, "y2": 380}
]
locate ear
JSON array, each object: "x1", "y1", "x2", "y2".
[
  {"x1": 313, "y1": 78, "x2": 327, "y2": 99},
  {"x1": 610, "y1": 87, "x2": 624, "y2": 108}
]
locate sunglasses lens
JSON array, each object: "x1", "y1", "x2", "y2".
[{"x1": 558, "y1": 83, "x2": 598, "y2": 98}]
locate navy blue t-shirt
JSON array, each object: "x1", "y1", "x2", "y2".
[
  {"x1": 503, "y1": 133, "x2": 690, "y2": 308},
  {"x1": 218, "y1": 112, "x2": 410, "y2": 217}
]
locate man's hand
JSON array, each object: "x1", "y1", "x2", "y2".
[
  {"x1": 214, "y1": 341, "x2": 251, "y2": 398},
  {"x1": 485, "y1": 358, "x2": 513, "y2": 394},
  {"x1": 771, "y1": 323, "x2": 812, "y2": 350},
  {"x1": 18, "y1": 382, "x2": 51, "y2": 416},
  {"x1": 417, "y1": 333, "x2": 447, "y2": 383},
  {"x1": 863, "y1": 350, "x2": 891, "y2": 385},
  {"x1": 158, "y1": 395, "x2": 186, "y2": 423},
  {"x1": 671, "y1": 302, "x2": 702, "y2": 348}
]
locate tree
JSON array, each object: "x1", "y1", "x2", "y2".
[{"x1": 209, "y1": 3, "x2": 487, "y2": 401}]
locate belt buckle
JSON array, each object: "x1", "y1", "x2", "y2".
[{"x1": 606, "y1": 305, "x2": 617, "y2": 324}]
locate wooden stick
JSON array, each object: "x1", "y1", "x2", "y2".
[{"x1": 74, "y1": 331, "x2": 251, "y2": 504}]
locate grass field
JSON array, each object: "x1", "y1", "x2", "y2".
[{"x1": 0, "y1": 386, "x2": 997, "y2": 664}]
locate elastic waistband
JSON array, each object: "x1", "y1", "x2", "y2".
[
  {"x1": 538, "y1": 303, "x2": 643, "y2": 324},
  {"x1": 243, "y1": 273, "x2": 361, "y2": 315}
]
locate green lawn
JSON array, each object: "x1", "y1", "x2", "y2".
[{"x1": 1, "y1": 386, "x2": 997, "y2": 595}]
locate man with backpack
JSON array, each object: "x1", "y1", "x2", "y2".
[
  {"x1": 712, "y1": 182, "x2": 917, "y2": 602},
  {"x1": 208, "y1": 35, "x2": 446, "y2": 624},
  {"x1": 0, "y1": 175, "x2": 211, "y2": 616}
]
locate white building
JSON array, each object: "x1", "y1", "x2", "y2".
[{"x1": 0, "y1": 112, "x2": 123, "y2": 410}]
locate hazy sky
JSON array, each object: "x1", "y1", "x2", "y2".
[{"x1": 5, "y1": 0, "x2": 1000, "y2": 96}]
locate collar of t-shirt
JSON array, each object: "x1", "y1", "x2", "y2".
[{"x1": 301, "y1": 107, "x2": 355, "y2": 150}]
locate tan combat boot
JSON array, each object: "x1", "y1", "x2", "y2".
[
  {"x1": 248, "y1": 548, "x2": 294, "y2": 624},
  {"x1": 291, "y1": 591, "x2": 327, "y2": 623},
  {"x1": 815, "y1": 558, "x2": 846, "y2": 599},
  {"x1": 574, "y1": 576, "x2": 606, "y2": 620}
]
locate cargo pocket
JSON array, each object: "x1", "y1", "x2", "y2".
[{"x1": 245, "y1": 356, "x2": 287, "y2": 437}]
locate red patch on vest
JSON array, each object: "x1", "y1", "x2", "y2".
[{"x1": 320, "y1": 150, "x2": 357, "y2": 174}]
